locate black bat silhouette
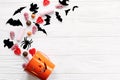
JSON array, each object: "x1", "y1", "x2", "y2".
[
  {"x1": 6, "y1": 18, "x2": 23, "y2": 26},
  {"x1": 72, "y1": 6, "x2": 79, "y2": 11},
  {"x1": 55, "y1": 12, "x2": 63, "y2": 22},
  {"x1": 59, "y1": 0, "x2": 69, "y2": 6},
  {"x1": 34, "y1": 22, "x2": 47, "y2": 35},
  {"x1": 13, "y1": 6, "x2": 26, "y2": 16},
  {"x1": 3, "y1": 39, "x2": 14, "y2": 49},
  {"x1": 30, "y1": 3, "x2": 39, "y2": 14},
  {"x1": 44, "y1": 15, "x2": 51, "y2": 26},
  {"x1": 65, "y1": 9, "x2": 71, "y2": 16}
]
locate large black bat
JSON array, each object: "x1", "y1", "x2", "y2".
[
  {"x1": 34, "y1": 22, "x2": 47, "y2": 35},
  {"x1": 59, "y1": 0, "x2": 69, "y2": 6},
  {"x1": 55, "y1": 12, "x2": 63, "y2": 22},
  {"x1": 72, "y1": 6, "x2": 79, "y2": 11},
  {"x1": 30, "y1": 3, "x2": 39, "y2": 14},
  {"x1": 6, "y1": 18, "x2": 23, "y2": 26},
  {"x1": 65, "y1": 9, "x2": 71, "y2": 16},
  {"x1": 13, "y1": 6, "x2": 26, "y2": 16},
  {"x1": 44, "y1": 15, "x2": 51, "y2": 26}
]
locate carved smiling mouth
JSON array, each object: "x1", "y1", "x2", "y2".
[{"x1": 38, "y1": 58, "x2": 47, "y2": 74}]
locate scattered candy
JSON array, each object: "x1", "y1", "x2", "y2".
[
  {"x1": 11, "y1": 44, "x2": 19, "y2": 50},
  {"x1": 10, "y1": 31, "x2": 15, "y2": 40},
  {"x1": 32, "y1": 26, "x2": 37, "y2": 34},
  {"x1": 43, "y1": 0, "x2": 50, "y2": 6},
  {"x1": 16, "y1": 28, "x2": 26, "y2": 42},
  {"x1": 27, "y1": 31, "x2": 32, "y2": 36},
  {"x1": 14, "y1": 47, "x2": 21, "y2": 55},
  {"x1": 40, "y1": 10, "x2": 54, "y2": 17},
  {"x1": 55, "y1": 4, "x2": 64, "y2": 9},
  {"x1": 29, "y1": 48, "x2": 36, "y2": 56},
  {"x1": 26, "y1": 20, "x2": 31, "y2": 26},
  {"x1": 24, "y1": 12, "x2": 29, "y2": 21},
  {"x1": 31, "y1": 13, "x2": 36, "y2": 19},
  {"x1": 36, "y1": 16, "x2": 44, "y2": 24},
  {"x1": 23, "y1": 51, "x2": 28, "y2": 57},
  {"x1": 22, "y1": 63, "x2": 27, "y2": 68}
]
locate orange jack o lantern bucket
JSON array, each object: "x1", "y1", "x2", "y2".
[{"x1": 25, "y1": 51, "x2": 55, "y2": 80}]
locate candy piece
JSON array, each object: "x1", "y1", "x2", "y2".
[
  {"x1": 24, "y1": 13, "x2": 29, "y2": 21},
  {"x1": 32, "y1": 26, "x2": 37, "y2": 34},
  {"x1": 31, "y1": 13, "x2": 36, "y2": 19},
  {"x1": 43, "y1": 0, "x2": 50, "y2": 6},
  {"x1": 40, "y1": 10, "x2": 54, "y2": 17},
  {"x1": 26, "y1": 20, "x2": 31, "y2": 26},
  {"x1": 23, "y1": 51, "x2": 28, "y2": 57},
  {"x1": 22, "y1": 63, "x2": 27, "y2": 68},
  {"x1": 55, "y1": 4, "x2": 64, "y2": 9},
  {"x1": 27, "y1": 31, "x2": 32, "y2": 36},
  {"x1": 14, "y1": 47, "x2": 21, "y2": 55},
  {"x1": 29, "y1": 48, "x2": 36, "y2": 56},
  {"x1": 36, "y1": 16, "x2": 44, "y2": 24},
  {"x1": 11, "y1": 44, "x2": 19, "y2": 50},
  {"x1": 16, "y1": 28, "x2": 26, "y2": 42},
  {"x1": 10, "y1": 31, "x2": 15, "y2": 40}
]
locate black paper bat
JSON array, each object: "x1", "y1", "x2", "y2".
[
  {"x1": 3, "y1": 39, "x2": 14, "y2": 49},
  {"x1": 55, "y1": 12, "x2": 63, "y2": 22},
  {"x1": 72, "y1": 6, "x2": 79, "y2": 11},
  {"x1": 13, "y1": 6, "x2": 26, "y2": 16},
  {"x1": 44, "y1": 15, "x2": 51, "y2": 26},
  {"x1": 6, "y1": 18, "x2": 23, "y2": 26},
  {"x1": 30, "y1": 3, "x2": 39, "y2": 14},
  {"x1": 65, "y1": 9, "x2": 71, "y2": 16},
  {"x1": 59, "y1": 0, "x2": 69, "y2": 6},
  {"x1": 34, "y1": 22, "x2": 47, "y2": 35}
]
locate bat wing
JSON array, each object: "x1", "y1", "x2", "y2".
[
  {"x1": 44, "y1": 15, "x2": 51, "y2": 26},
  {"x1": 55, "y1": 12, "x2": 63, "y2": 22},
  {"x1": 72, "y1": 6, "x2": 78, "y2": 11},
  {"x1": 6, "y1": 18, "x2": 23, "y2": 26},
  {"x1": 65, "y1": 9, "x2": 71, "y2": 16},
  {"x1": 34, "y1": 22, "x2": 47, "y2": 35},
  {"x1": 42, "y1": 29, "x2": 47, "y2": 35},
  {"x1": 13, "y1": 6, "x2": 26, "y2": 16},
  {"x1": 59, "y1": 0, "x2": 69, "y2": 6},
  {"x1": 6, "y1": 18, "x2": 13, "y2": 24},
  {"x1": 17, "y1": 19, "x2": 23, "y2": 26}
]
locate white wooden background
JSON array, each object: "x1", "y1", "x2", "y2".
[{"x1": 0, "y1": 0, "x2": 120, "y2": 80}]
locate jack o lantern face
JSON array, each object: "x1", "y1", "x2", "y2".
[{"x1": 25, "y1": 51, "x2": 55, "y2": 80}]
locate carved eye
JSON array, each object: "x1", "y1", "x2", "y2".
[
  {"x1": 38, "y1": 58, "x2": 41, "y2": 61},
  {"x1": 39, "y1": 65, "x2": 41, "y2": 68}
]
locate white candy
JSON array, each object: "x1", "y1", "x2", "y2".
[{"x1": 16, "y1": 28, "x2": 26, "y2": 42}]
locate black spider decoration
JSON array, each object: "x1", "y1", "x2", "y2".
[{"x1": 21, "y1": 37, "x2": 33, "y2": 49}]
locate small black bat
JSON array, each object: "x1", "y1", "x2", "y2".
[
  {"x1": 59, "y1": 0, "x2": 69, "y2": 6},
  {"x1": 72, "y1": 6, "x2": 79, "y2": 11},
  {"x1": 55, "y1": 12, "x2": 63, "y2": 22},
  {"x1": 44, "y1": 15, "x2": 51, "y2": 26},
  {"x1": 6, "y1": 18, "x2": 23, "y2": 26},
  {"x1": 30, "y1": 3, "x2": 39, "y2": 14},
  {"x1": 34, "y1": 22, "x2": 47, "y2": 35},
  {"x1": 13, "y1": 6, "x2": 26, "y2": 16},
  {"x1": 3, "y1": 39, "x2": 14, "y2": 49},
  {"x1": 65, "y1": 9, "x2": 71, "y2": 16}
]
